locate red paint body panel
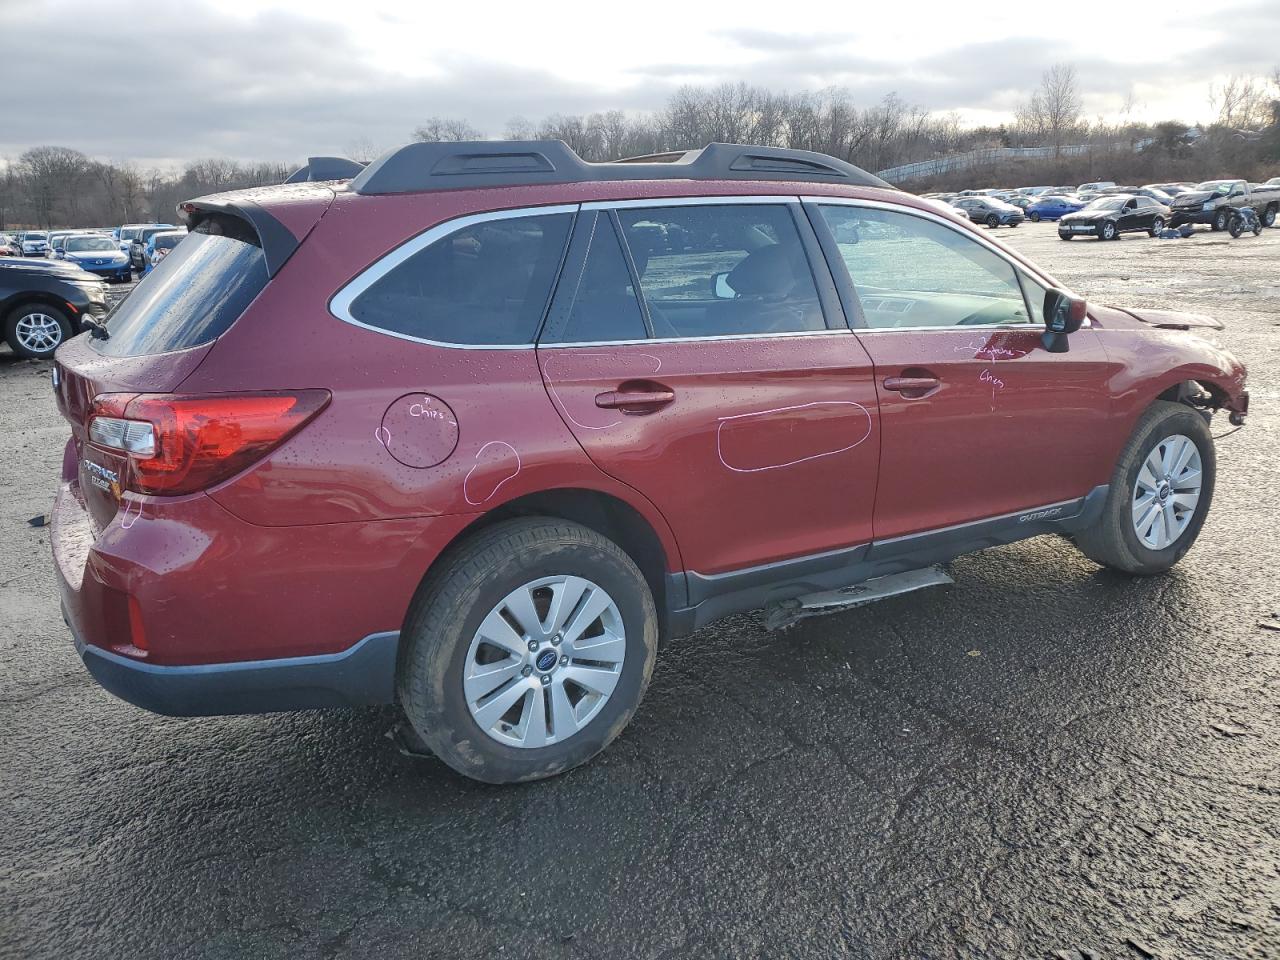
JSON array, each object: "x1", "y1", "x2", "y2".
[
  {"x1": 855, "y1": 327, "x2": 1117, "y2": 538},
  {"x1": 48, "y1": 171, "x2": 1250, "y2": 684},
  {"x1": 538, "y1": 334, "x2": 880, "y2": 574}
]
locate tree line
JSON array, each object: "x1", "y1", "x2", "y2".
[{"x1": 3, "y1": 65, "x2": 1277, "y2": 230}]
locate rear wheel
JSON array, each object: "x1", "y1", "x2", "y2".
[
  {"x1": 1262, "y1": 205, "x2": 1277, "y2": 228},
  {"x1": 5, "y1": 303, "x2": 71, "y2": 359},
  {"x1": 1148, "y1": 216, "x2": 1165, "y2": 237},
  {"x1": 398, "y1": 518, "x2": 658, "y2": 783},
  {"x1": 985, "y1": 214, "x2": 999, "y2": 228},
  {"x1": 1029, "y1": 211, "x2": 1041, "y2": 222},
  {"x1": 1074, "y1": 401, "x2": 1215, "y2": 575}
]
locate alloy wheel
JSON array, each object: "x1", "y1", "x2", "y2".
[
  {"x1": 463, "y1": 575, "x2": 626, "y2": 748},
  {"x1": 14, "y1": 312, "x2": 63, "y2": 353},
  {"x1": 1132, "y1": 434, "x2": 1202, "y2": 550}
]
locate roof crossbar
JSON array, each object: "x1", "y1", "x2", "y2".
[{"x1": 347, "y1": 141, "x2": 893, "y2": 195}]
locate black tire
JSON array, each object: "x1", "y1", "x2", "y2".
[
  {"x1": 1029, "y1": 211, "x2": 1041, "y2": 222},
  {"x1": 1059, "y1": 232, "x2": 1073, "y2": 240},
  {"x1": 1228, "y1": 218, "x2": 1243, "y2": 239},
  {"x1": 1262, "y1": 205, "x2": 1277, "y2": 228},
  {"x1": 398, "y1": 517, "x2": 658, "y2": 784},
  {"x1": 1212, "y1": 208, "x2": 1230, "y2": 232},
  {"x1": 1074, "y1": 401, "x2": 1215, "y2": 575},
  {"x1": 1148, "y1": 217, "x2": 1165, "y2": 237},
  {"x1": 985, "y1": 214, "x2": 999, "y2": 228},
  {"x1": 1008, "y1": 220, "x2": 1020, "y2": 228},
  {"x1": 1099, "y1": 221, "x2": 1117, "y2": 240},
  {"x1": 4, "y1": 303, "x2": 72, "y2": 359}
]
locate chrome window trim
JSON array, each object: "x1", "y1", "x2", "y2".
[
  {"x1": 328, "y1": 203, "x2": 580, "y2": 350},
  {"x1": 581, "y1": 195, "x2": 797, "y2": 211},
  {"x1": 538, "y1": 328, "x2": 850, "y2": 349},
  {"x1": 801, "y1": 194, "x2": 1091, "y2": 330}
]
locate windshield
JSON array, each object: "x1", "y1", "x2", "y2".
[
  {"x1": 1085, "y1": 198, "x2": 1125, "y2": 211},
  {"x1": 1195, "y1": 181, "x2": 1235, "y2": 195},
  {"x1": 66, "y1": 236, "x2": 116, "y2": 252}
]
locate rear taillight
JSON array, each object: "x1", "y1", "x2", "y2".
[{"x1": 86, "y1": 391, "x2": 330, "y2": 495}]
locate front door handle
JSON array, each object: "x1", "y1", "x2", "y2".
[
  {"x1": 883, "y1": 376, "x2": 940, "y2": 398},
  {"x1": 595, "y1": 384, "x2": 675, "y2": 413}
]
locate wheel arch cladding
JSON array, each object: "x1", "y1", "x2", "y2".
[{"x1": 404, "y1": 487, "x2": 680, "y2": 643}]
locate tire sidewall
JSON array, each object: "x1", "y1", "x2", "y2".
[
  {"x1": 1112, "y1": 408, "x2": 1216, "y2": 572},
  {"x1": 1101, "y1": 221, "x2": 1116, "y2": 240},
  {"x1": 404, "y1": 527, "x2": 657, "y2": 783}
]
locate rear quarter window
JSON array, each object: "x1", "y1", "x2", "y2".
[
  {"x1": 94, "y1": 215, "x2": 268, "y2": 357},
  {"x1": 339, "y1": 210, "x2": 573, "y2": 346}
]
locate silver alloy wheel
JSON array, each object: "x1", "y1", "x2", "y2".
[
  {"x1": 1132, "y1": 434, "x2": 1202, "y2": 550},
  {"x1": 15, "y1": 312, "x2": 63, "y2": 353},
  {"x1": 463, "y1": 575, "x2": 626, "y2": 748}
]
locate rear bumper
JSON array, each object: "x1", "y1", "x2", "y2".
[{"x1": 70, "y1": 617, "x2": 398, "y2": 715}]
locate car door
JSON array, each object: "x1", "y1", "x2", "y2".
[
  {"x1": 805, "y1": 198, "x2": 1116, "y2": 541},
  {"x1": 537, "y1": 199, "x2": 881, "y2": 578},
  {"x1": 1119, "y1": 197, "x2": 1141, "y2": 231}
]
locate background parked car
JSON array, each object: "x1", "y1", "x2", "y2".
[
  {"x1": 1026, "y1": 194, "x2": 1087, "y2": 221},
  {"x1": 127, "y1": 224, "x2": 177, "y2": 270},
  {"x1": 0, "y1": 235, "x2": 19, "y2": 257},
  {"x1": 1078, "y1": 181, "x2": 1117, "y2": 193},
  {"x1": 59, "y1": 233, "x2": 132, "y2": 282},
  {"x1": 19, "y1": 231, "x2": 50, "y2": 256},
  {"x1": 952, "y1": 196, "x2": 1024, "y2": 227},
  {"x1": 0, "y1": 256, "x2": 107, "y2": 358},
  {"x1": 1058, "y1": 195, "x2": 1170, "y2": 240},
  {"x1": 142, "y1": 229, "x2": 186, "y2": 274},
  {"x1": 1168, "y1": 179, "x2": 1280, "y2": 230}
]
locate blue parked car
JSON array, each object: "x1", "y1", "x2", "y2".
[
  {"x1": 1026, "y1": 195, "x2": 1087, "y2": 222},
  {"x1": 58, "y1": 233, "x2": 132, "y2": 282},
  {"x1": 141, "y1": 229, "x2": 187, "y2": 275}
]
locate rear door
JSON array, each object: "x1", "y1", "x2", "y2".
[
  {"x1": 536, "y1": 199, "x2": 880, "y2": 577},
  {"x1": 806, "y1": 198, "x2": 1115, "y2": 541}
]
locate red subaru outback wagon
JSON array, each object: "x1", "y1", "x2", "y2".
[{"x1": 51, "y1": 142, "x2": 1249, "y2": 783}]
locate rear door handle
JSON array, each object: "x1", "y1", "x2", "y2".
[
  {"x1": 595, "y1": 387, "x2": 675, "y2": 412},
  {"x1": 883, "y1": 376, "x2": 940, "y2": 396}
]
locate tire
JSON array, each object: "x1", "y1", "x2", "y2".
[
  {"x1": 1212, "y1": 208, "x2": 1230, "y2": 232},
  {"x1": 1029, "y1": 211, "x2": 1041, "y2": 222},
  {"x1": 1148, "y1": 217, "x2": 1164, "y2": 237},
  {"x1": 985, "y1": 214, "x2": 999, "y2": 228},
  {"x1": 1059, "y1": 232, "x2": 1073, "y2": 240},
  {"x1": 1008, "y1": 220, "x2": 1020, "y2": 228},
  {"x1": 1074, "y1": 401, "x2": 1215, "y2": 575},
  {"x1": 1100, "y1": 221, "x2": 1117, "y2": 240},
  {"x1": 1229, "y1": 218, "x2": 1243, "y2": 239},
  {"x1": 5, "y1": 303, "x2": 71, "y2": 359},
  {"x1": 1262, "y1": 205, "x2": 1277, "y2": 228},
  {"x1": 398, "y1": 517, "x2": 658, "y2": 784}
]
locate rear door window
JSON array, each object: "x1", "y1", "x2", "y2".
[
  {"x1": 616, "y1": 204, "x2": 825, "y2": 338},
  {"x1": 342, "y1": 210, "x2": 573, "y2": 346},
  {"x1": 95, "y1": 215, "x2": 268, "y2": 357}
]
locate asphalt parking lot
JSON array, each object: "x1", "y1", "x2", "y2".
[{"x1": 1, "y1": 222, "x2": 1277, "y2": 960}]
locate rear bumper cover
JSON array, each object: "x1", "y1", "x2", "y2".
[{"x1": 70, "y1": 616, "x2": 399, "y2": 716}]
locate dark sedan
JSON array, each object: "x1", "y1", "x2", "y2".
[{"x1": 1057, "y1": 195, "x2": 1170, "y2": 240}]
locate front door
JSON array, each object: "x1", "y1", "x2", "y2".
[
  {"x1": 807, "y1": 199, "x2": 1116, "y2": 541},
  {"x1": 537, "y1": 201, "x2": 880, "y2": 577}
]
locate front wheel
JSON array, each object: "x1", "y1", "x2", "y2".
[
  {"x1": 398, "y1": 518, "x2": 658, "y2": 783},
  {"x1": 5, "y1": 303, "x2": 71, "y2": 359},
  {"x1": 1149, "y1": 217, "x2": 1165, "y2": 237},
  {"x1": 1212, "y1": 208, "x2": 1231, "y2": 232},
  {"x1": 1029, "y1": 211, "x2": 1041, "y2": 222},
  {"x1": 1100, "y1": 221, "x2": 1117, "y2": 240},
  {"x1": 1229, "y1": 217, "x2": 1243, "y2": 239},
  {"x1": 1074, "y1": 401, "x2": 1215, "y2": 575}
]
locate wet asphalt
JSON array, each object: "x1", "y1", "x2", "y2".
[{"x1": 1, "y1": 223, "x2": 1277, "y2": 959}]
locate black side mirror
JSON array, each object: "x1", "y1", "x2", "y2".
[{"x1": 1042, "y1": 288, "x2": 1087, "y2": 353}]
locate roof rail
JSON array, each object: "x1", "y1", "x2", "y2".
[
  {"x1": 347, "y1": 141, "x2": 893, "y2": 196},
  {"x1": 285, "y1": 156, "x2": 368, "y2": 184}
]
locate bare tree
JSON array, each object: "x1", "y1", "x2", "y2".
[
  {"x1": 1016, "y1": 63, "x2": 1083, "y2": 156},
  {"x1": 1210, "y1": 74, "x2": 1273, "y2": 130},
  {"x1": 19, "y1": 146, "x2": 90, "y2": 227},
  {"x1": 412, "y1": 117, "x2": 484, "y2": 142}
]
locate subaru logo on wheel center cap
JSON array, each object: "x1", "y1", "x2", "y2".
[{"x1": 534, "y1": 649, "x2": 558, "y2": 672}]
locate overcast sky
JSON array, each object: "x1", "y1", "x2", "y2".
[{"x1": 1, "y1": 0, "x2": 1276, "y2": 168}]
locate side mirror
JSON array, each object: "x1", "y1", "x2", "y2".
[
  {"x1": 712, "y1": 271, "x2": 736, "y2": 299},
  {"x1": 1042, "y1": 288, "x2": 1087, "y2": 353}
]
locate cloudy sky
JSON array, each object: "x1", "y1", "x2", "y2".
[{"x1": 1, "y1": 0, "x2": 1276, "y2": 168}]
